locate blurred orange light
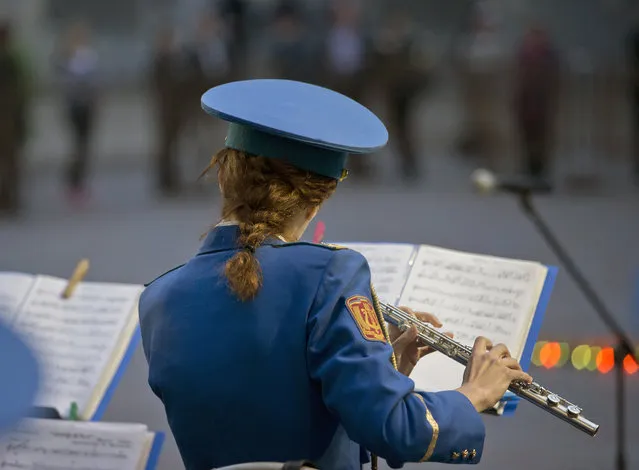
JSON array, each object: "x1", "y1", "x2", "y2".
[
  {"x1": 540, "y1": 342, "x2": 561, "y2": 369},
  {"x1": 623, "y1": 354, "x2": 638, "y2": 375},
  {"x1": 596, "y1": 348, "x2": 615, "y2": 374}
]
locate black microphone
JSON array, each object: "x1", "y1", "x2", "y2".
[{"x1": 471, "y1": 169, "x2": 553, "y2": 195}]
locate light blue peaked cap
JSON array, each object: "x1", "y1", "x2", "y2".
[{"x1": 201, "y1": 79, "x2": 389, "y2": 180}]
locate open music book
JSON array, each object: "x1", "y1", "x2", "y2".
[
  {"x1": 335, "y1": 242, "x2": 558, "y2": 415},
  {"x1": 0, "y1": 271, "x2": 143, "y2": 421},
  {"x1": 0, "y1": 418, "x2": 164, "y2": 470}
]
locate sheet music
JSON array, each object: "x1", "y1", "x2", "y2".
[
  {"x1": 12, "y1": 276, "x2": 143, "y2": 416},
  {"x1": 338, "y1": 243, "x2": 417, "y2": 304},
  {"x1": 0, "y1": 419, "x2": 150, "y2": 470},
  {"x1": 0, "y1": 272, "x2": 35, "y2": 324},
  {"x1": 399, "y1": 245, "x2": 547, "y2": 393}
]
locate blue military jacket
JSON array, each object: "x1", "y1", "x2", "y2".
[{"x1": 139, "y1": 225, "x2": 486, "y2": 470}]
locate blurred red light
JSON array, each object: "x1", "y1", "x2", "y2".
[
  {"x1": 623, "y1": 354, "x2": 638, "y2": 375},
  {"x1": 596, "y1": 348, "x2": 615, "y2": 374}
]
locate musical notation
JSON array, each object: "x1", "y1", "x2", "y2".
[
  {"x1": 399, "y1": 245, "x2": 548, "y2": 394},
  {"x1": 11, "y1": 276, "x2": 142, "y2": 416},
  {"x1": 338, "y1": 243, "x2": 416, "y2": 304},
  {"x1": 0, "y1": 420, "x2": 149, "y2": 470},
  {"x1": 400, "y1": 246, "x2": 547, "y2": 355}
]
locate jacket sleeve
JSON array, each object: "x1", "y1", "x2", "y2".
[{"x1": 306, "y1": 249, "x2": 486, "y2": 466}]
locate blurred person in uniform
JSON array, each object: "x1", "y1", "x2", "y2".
[
  {"x1": 191, "y1": 12, "x2": 230, "y2": 94},
  {"x1": 513, "y1": 25, "x2": 559, "y2": 179},
  {"x1": 322, "y1": 0, "x2": 372, "y2": 179},
  {"x1": 138, "y1": 79, "x2": 532, "y2": 470},
  {"x1": 268, "y1": 1, "x2": 315, "y2": 83},
  {"x1": 323, "y1": 0, "x2": 367, "y2": 101},
  {"x1": 184, "y1": 12, "x2": 232, "y2": 176},
  {"x1": 151, "y1": 26, "x2": 191, "y2": 197},
  {"x1": 372, "y1": 10, "x2": 432, "y2": 182},
  {"x1": 629, "y1": 22, "x2": 639, "y2": 186},
  {"x1": 455, "y1": 1, "x2": 505, "y2": 166},
  {"x1": 0, "y1": 20, "x2": 29, "y2": 217},
  {"x1": 54, "y1": 21, "x2": 100, "y2": 207}
]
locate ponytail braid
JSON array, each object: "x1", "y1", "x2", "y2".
[{"x1": 204, "y1": 149, "x2": 338, "y2": 301}]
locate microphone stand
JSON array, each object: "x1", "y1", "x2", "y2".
[{"x1": 516, "y1": 191, "x2": 637, "y2": 470}]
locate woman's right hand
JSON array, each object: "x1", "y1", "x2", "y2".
[{"x1": 456, "y1": 336, "x2": 533, "y2": 412}]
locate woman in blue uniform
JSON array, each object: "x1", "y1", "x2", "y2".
[{"x1": 138, "y1": 79, "x2": 532, "y2": 470}]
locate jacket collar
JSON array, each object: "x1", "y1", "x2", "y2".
[{"x1": 197, "y1": 224, "x2": 286, "y2": 255}]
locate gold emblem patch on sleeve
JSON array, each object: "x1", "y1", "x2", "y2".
[{"x1": 345, "y1": 295, "x2": 386, "y2": 342}]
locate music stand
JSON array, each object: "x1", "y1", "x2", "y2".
[{"x1": 516, "y1": 190, "x2": 637, "y2": 470}]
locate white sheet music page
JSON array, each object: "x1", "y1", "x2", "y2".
[
  {"x1": 0, "y1": 419, "x2": 149, "y2": 470},
  {"x1": 399, "y1": 245, "x2": 547, "y2": 392},
  {"x1": 338, "y1": 243, "x2": 417, "y2": 304},
  {"x1": 12, "y1": 275, "x2": 143, "y2": 417},
  {"x1": 0, "y1": 272, "x2": 35, "y2": 324}
]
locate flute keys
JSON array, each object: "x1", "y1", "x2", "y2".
[
  {"x1": 546, "y1": 394, "x2": 560, "y2": 407},
  {"x1": 567, "y1": 405, "x2": 582, "y2": 418}
]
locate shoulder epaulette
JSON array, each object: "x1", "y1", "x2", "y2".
[
  {"x1": 320, "y1": 242, "x2": 349, "y2": 250},
  {"x1": 144, "y1": 263, "x2": 185, "y2": 287},
  {"x1": 271, "y1": 241, "x2": 350, "y2": 251}
]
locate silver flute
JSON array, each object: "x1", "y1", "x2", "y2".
[{"x1": 381, "y1": 303, "x2": 600, "y2": 437}]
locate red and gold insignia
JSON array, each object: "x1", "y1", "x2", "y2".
[{"x1": 345, "y1": 295, "x2": 386, "y2": 342}]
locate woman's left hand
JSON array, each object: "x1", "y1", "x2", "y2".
[{"x1": 389, "y1": 307, "x2": 453, "y2": 377}]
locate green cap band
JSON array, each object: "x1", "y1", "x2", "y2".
[{"x1": 224, "y1": 123, "x2": 349, "y2": 180}]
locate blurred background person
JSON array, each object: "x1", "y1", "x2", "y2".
[
  {"x1": 184, "y1": 12, "x2": 231, "y2": 180},
  {"x1": 513, "y1": 25, "x2": 560, "y2": 179},
  {"x1": 150, "y1": 26, "x2": 190, "y2": 198},
  {"x1": 323, "y1": 0, "x2": 367, "y2": 103},
  {"x1": 53, "y1": 20, "x2": 100, "y2": 207},
  {"x1": 372, "y1": 9, "x2": 432, "y2": 183},
  {"x1": 216, "y1": 0, "x2": 248, "y2": 80},
  {"x1": 455, "y1": 1, "x2": 505, "y2": 168},
  {"x1": 189, "y1": 12, "x2": 230, "y2": 98},
  {"x1": 0, "y1": 19, "x2": 29, "y2": 217},
  {"x1": 322, "y1": 0, "x2": 372, "y2": 180},
  {"x1": 267, "y1": 1, "x2": 315, "y2": 83}
]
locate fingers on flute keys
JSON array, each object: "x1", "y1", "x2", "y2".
[
  {"x1": 488, "y1": 343, "x2": 511, "y2": 360},
  {"x1": 473, "y1": 337, "x2": 509, "y2": 358},
  {"x1": 473, "y1": 337, "x2": 532, "y2": 383}
]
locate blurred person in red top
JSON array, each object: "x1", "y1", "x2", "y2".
[{"x1": 513, "y1": 25, "x2": 560, "y2": 179}]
